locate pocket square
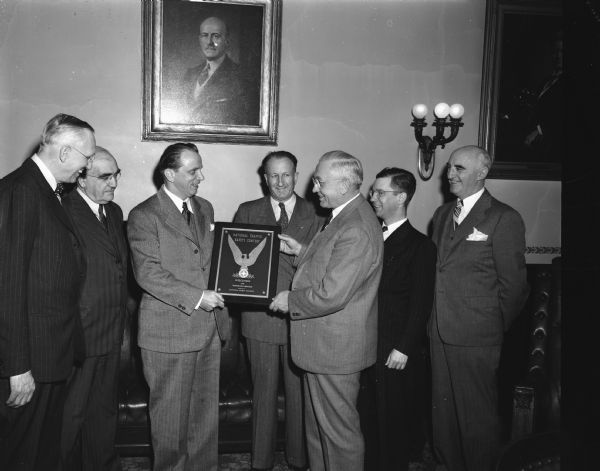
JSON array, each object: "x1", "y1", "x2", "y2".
[
  {"x1": 210, "y1": 223, "x2": 215, "y2": 232},
  {"x1": 466, "y1": 227, "x2": 488, "y2": 241}
]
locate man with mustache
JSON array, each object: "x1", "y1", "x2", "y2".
[
  {"x1": 0, "y1": 113, "x2": 94, "y2": 470},
  {"x1": 127, "y1": 143, "x2": 230, "y2": 471},
  {"x1": 234, "y1": 151, "x2": 320, "y2": 471},
  {"x1": 182, "y1": 15, "x2": 254, "y2": 125}
]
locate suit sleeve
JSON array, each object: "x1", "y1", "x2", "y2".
[
  {"x1": 233, "y1": 204, "x2": 248, "y2": 224},
  {"x1": 288, "y1": 225, "x2": 376, "y2": 319},
  {"x1": 0, "y1": 184, "x2": 36, "y2": 377},
  {"x1": 493, "y1": 208, "x2": 529, "y2": 330},
  {"x1": 127, "y1": 207, "x2": 203, "y2": 316},
  {"x1": 396, "y1": 239, "x2": 437, "y2": 357}
]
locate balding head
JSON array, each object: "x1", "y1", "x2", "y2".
[
  {"x1": 78, "y1": 146, "x2": 121, "y2": 204},
  {"x1": 446, "y1": 145, "x2": 491, "y2": 200}
]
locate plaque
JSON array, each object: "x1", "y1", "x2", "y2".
[{"x1": 208, "y1": 222, "x2": 280, "y2": 305}]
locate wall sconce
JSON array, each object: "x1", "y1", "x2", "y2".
[{"x1": 410, "y1": 103, "x2": 464, "y2": 180}]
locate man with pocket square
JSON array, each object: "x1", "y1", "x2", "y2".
[{"x1": 428, "y1": 145, "x2": 529, "y2": 471}]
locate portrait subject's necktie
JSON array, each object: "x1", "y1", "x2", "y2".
[
  {"x1": 182, "y1": 201, "x2": 192, "y2": 226},
  {"x1": 194, "y1": 64, "x2": 211, "y2": 99},
  {"x1": 277, "y1": 202, "x2": 289, "y2": 232},
  {"x1": 453, "y1": 199, "x2": 463, "y2": 229},
  {"x1": 54, "y1": 183, "x2": 65, "y2": 202},
  {"x1": 98, "y1": 204, "x2": 108, "y2": 231},
  {"x1": 320, "y1": 213, "x2": 332, "y2": 232}
]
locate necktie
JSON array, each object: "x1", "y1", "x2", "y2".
[
  {"x1": 277, "y1": 202, "x2": 289, "y2": 232},
  {"x1": 453, "y1": 199, "x2": 463, "y2": 228},
  {"x1": 54, "y1": 183, "x2": 64, "y2": 201},
  {"x1": 382, "y1": 225, "x2": 388, "y2": 233},
  {"x1": 320, "y1": 213, "x2": 332, "y2": 232},
  {"x1": 98, "y1": 204, "x2": 108, "y2": 230},
  {"x1": 182, "y1": 201, "x2": 192, "y2": 226},
  {"x1": 194, "y1": 64, "x2": 211, "y2": 99}
]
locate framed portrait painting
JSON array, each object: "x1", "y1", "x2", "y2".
[
  {"x1": 142, "y1": 0, "x2": 282, "y2": 144},
  {"x1": 478, "y1": 0, "x2": 562, "y2": 180}
]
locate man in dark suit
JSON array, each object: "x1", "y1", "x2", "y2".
[
  {"x1": 234, "y1": 151, "x2": 320, "y2": 471},
  {"x1": 270, "y1": 151, "x2": 383, "y2": 471},
  {"x1": 428, "y1": 145, "x2": 529, "y2": 471},
  {"x1": 0, "y1": 113, "x2": 95, "y2": 470},
  {"x1": 181, "y1": 16, "x2": 254, "y2": 125},
  {"x1": 60, "y1": 147, "x2": 128, "y2": 471},
  {"x1": 127, "y1": 143, "x2": 230, "y2": 471},
  {"x1": 360, "y1": 167, "x2": 436, "y2": 471}
]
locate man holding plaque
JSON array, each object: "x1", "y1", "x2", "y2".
[
  {"x1": 127, "y1": 143, "x2": 230, "y2": 471},
  {"x1": 234, "y1": 151, "x2": 320, "y2": 471},
  {"x1": 270, "y1": 150, "x2": 383, "y2": 471}
]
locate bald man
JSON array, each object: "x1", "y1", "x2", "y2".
[
  {"x1": 181, "y1": 16, "x2": 254, "y2": 125},
  {"x1": 60, "y1": 148, "x2": 129, "y2": 470},
  {"x1": 428, "y1": 145, "x2": 529, "y2": 471}
]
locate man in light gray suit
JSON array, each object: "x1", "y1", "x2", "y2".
[
  {"x1": 127, "y1": 143, "x2": 230, "y2": 471},
  {"x1": 234, "y1": 151, "x2": 320, "y2": 471},
  {"x1": 270, "y1": 150, "x2": 383, "y2": 471}
]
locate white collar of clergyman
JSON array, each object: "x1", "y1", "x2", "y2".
[
  {"x1": 457, "y1": 187, "x2": 485, "y2": 223},
  {"x1": 383, "y1": 217, "x2": 407, "y2": 241},
  {"x1": 77, "y1": 187, "x2": 101, "y2": 217},
  {"x1": 164, "y1": 186, "x2": 193, "y2": 213},
  {"x1": 31, "y1": 154, "x2": 58, "y2": 192},
  {"x1": 331, "y1": 192, "x2": 360, "y2": 221},
  {"x1": 270, "y1": 193, "x2": 296, "y2": 219}
]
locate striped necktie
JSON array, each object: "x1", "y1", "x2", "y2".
[
  {"x1": 98, "y1": 204, "x2": 108, "y2": 231},
  {"x1": 453, "y1": 199, "x2": 463, "y2": 228},
  {"x1": 320, "y1": 213, "x2": 332, "y2": 232},
  {"x1": 182, "y1": 201, "x2": 192, "y2": 226},
  {"x1": 277, "y1": 202, "x2": 289, "y2": 232}
]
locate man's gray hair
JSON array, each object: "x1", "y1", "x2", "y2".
[{"x1": 319, "y1": 150, "x2": 363, "y2": 189}]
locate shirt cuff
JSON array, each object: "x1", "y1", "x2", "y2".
[{"x1": 195, "y1": 291, "x2": 205, "y2": 310}]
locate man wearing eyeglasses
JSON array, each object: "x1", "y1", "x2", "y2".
[
  {"x1": 359, "y1": 168, "x2": 436, "y2": 471},
  {"x1": 0, "y1": 113, "x2": 94, "y2": 470},
  {"x1": 270, "y1": 150, "x2": 383, "y2": 471},
  {"x1": 60, "y1": 147, "x2": 128, "y2": 471}
]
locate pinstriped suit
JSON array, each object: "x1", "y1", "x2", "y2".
[
  {"x1": 288, "y1": 195, "x2": 383, "y2": 471},
  {"x1": 128, "y1": 186, "x2": 230, "y2": 471},
  {"x1": 428, "y1": 190, "x2": 528, "y2": 471},
  {"x1": 60, "y1": 189, "x2": 128, "y2": 470},
  {"x1": 234, "y1": 195, "x2": 320, "y2": 469},
  {"x1": 0, "y1": 158, "x2": 85, "y2": 470}
]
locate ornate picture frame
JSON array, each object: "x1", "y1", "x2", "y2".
[
  {"x1": 478, "y1": 0, "x2": 562, "y2": 180},
  {"x1": 142, "y1": 0, "x2": 281, "y2": 144}
]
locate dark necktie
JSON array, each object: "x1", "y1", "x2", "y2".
[
  {"x1": 453, "y1": 199, "x2": 463, "y2": 228},
  {"x1": 320, "y1": 213, "x2": 332, "y2": 232},
  {"x1": 98, "y1": 204, "x2": 108, "y2": 231},
  {"x1": 54, "y1": 183, "x2": 64, "y2": 201},
  {"x1": 277, "y1": 202, "x2": 289, "y2": 232},
  {"x1": 382, "y1": 225, "x2": 388, "y2": 233},
  {"x1": 182, "y1": 201, "x2": 192, "y2": 226},
  {"x1": 195, "y1": 64, "x2": 210, "y2": 98}
]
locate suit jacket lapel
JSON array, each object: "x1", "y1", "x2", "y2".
[
  {"x1": 442, "y1": 190, "x2": 492, "y2": 261},
  {"x1": 384, "y1": 220, "x2": 411, "y2": 250},
  {"x1": 158, "y1": 188, "x2": 197, "y2": 246},
  {"x1": 286, "y1": 195, "x2": 313, "y2": 235},
  {"x1": 69, "y1": 191, "x2": 117, "y2": 257}
]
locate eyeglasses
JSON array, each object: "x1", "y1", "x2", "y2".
[
  {"x1": 68, "y1": 145, "x2": 95, "y2": 161},
  {"x1": 369, "y1": 189, "x2": 399, "y2": 199},
  {"x1": 87, "y1": 170, "x2": 121, "y2": 183},
  {"x1": 311, "y1": 177, "x2": 342, "y2": 189}
]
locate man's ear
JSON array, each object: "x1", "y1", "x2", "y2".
[
  {"x1": 58, "y1": 145, "x2": 69, "y2": 163},
  {"x1": 398, "y1": 192, "x2": 408, "y2": 205},
  {"x1": 164, "y1": 168, "x2": 175, "y2": 183},
  {"x1": 477, "y1": 165, "x2": 489, "y2": 181}
]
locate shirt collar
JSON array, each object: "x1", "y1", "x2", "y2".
[
  {"x1": 458, "y1": 187, "x2": 485, "y2": 222},
  {"x1": 383, "y1": 217, "x2": 407, "y2": 240},
  {"x1": 270, "y1": 193, "x2": 296, "y2": 217},
  {"x1": 163, "y1": 185, "x2": 193, "y2": 213},
  {"x1": 331, "y1": 192, "x2": 360, "y2": 220},
  {"x1": 77, "y1": 188, "x2": 100, "y2": 214},
  {"x1": 31, "y1": 154, "x2": 58, "y2": 192}
]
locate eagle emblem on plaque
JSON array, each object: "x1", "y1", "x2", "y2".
[{"x1": 228, "y1": 235, "x2": 267, "y2": 278}]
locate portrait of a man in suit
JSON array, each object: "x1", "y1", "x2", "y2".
[
  {"x1": 234, "y1": 151, "x2": 321, "y2": 471},
  {"x1": 60, "y1": 147, "x2": 129, "y2": 471},
  {"x1": 127, "y1": 143, "x2": 230, "y2": 471}
]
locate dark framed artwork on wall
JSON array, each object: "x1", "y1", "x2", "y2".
[
  {"x1": 142, "y1": 0, "x2": 281, "y2": 144},
  {"x1": 478, "y1": 0, "x2": 562, "y2": 180}
]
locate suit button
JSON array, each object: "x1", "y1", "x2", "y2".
[
  {"x1": 201, "y1": 267, "x2": 206, "y2": 272},
  {"x1": 194, "y1": 249, "x2": 199, "y2": 254}
]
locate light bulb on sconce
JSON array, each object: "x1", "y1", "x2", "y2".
[{"x1": 410, "y1": 102, "x2": 465, "y2": 180}]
